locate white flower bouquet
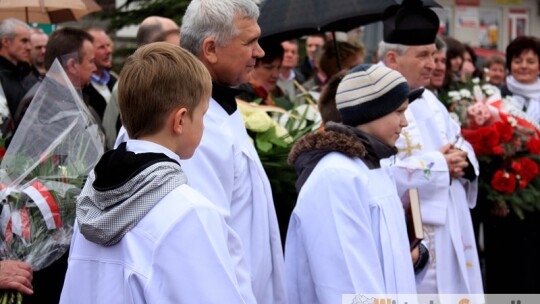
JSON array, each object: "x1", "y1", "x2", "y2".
[{"x1": 237, "y1": 99, "x2": 320, "y2": 197}]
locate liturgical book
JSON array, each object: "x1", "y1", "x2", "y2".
[{"x1": 402, "y1": 188, "x2": 424, "y2": 249}]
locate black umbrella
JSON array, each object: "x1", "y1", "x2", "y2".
[
  {"x1": 258, "y1": 0, "x2": 441, "y2": 41},
  {"x1": 258, "y1": 0, "x2": 440, "y2": 69}
]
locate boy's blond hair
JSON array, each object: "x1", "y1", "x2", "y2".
[{"x1": 119, "y1": 42, "x2": 212, "y2": 139}]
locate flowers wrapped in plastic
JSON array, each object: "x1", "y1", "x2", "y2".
[
  {"x1": 0, "y1": 59, "x2": 104, "y2": 302},
  {"x1": 440, "y1": 80, "x2": 540, "y2": 219}
]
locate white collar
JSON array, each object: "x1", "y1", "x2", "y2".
[
  {"x1": 126, "y1": 139, "x2": 181, "y2": 163},
  {"x1": 280, "y1": 69, "x2": 296, "y2": 81}
]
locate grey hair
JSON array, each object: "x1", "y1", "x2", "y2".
[
  {"x1": 0, "y1": 18, "x2": 30, "y2": 47},
  {"x1": 377, "y1": 41, "x2": 410, "y2": 64},
  {"x1": 435, "y1": 36, "x2": 447, "y2": 53},
  {"x1": 180, "y1": 0, "x2": 259, "y2": 56}
]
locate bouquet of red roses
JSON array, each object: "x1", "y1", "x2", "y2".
[{"x1": 441, "y1": 80, "x2": 540, "y2": 219}]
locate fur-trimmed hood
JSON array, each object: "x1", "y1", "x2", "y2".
[{"x1": 289, "y1": 122, "x2": 397, "y2": 192}]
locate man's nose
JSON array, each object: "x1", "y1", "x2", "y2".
[{"x1": 254, "y1": 42, "x2": 265, "y2": 58}]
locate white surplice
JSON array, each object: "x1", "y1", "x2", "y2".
[
  {"x1": 60, "y1": 141, "x2": 256, "y2": 304},
  {"x1": 286, "y1": 152, "x2": 416, "y2": 304},
  {"x1": 385, "y1": 89, "x2": 484, "y2": 296},
  {"x1": 180, "y1": 98, "x2": 287, "y2": 304}
]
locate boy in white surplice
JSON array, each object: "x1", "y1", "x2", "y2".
[
  {"x1": 60, "y1": 43, "x2": 256, "y2": 304},
  {"x1": 286, "y1": 64, "x2": 423, "y2": 304}
]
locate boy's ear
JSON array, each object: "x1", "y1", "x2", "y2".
[
  {"x1": 201, "y1": 37, "x2": 218, "y2": 64},
  {"x1": 172, "y1": 107, "x2": 188, "y2": 135},
  {"x1": 385, "y1": 50, "x2": 399, "y2": 70}
]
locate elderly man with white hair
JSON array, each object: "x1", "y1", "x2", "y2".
[
  {"x1": 0, "y1": 18, "x2": 37, "y2": 125},
  {"x1": 179, "y1": 0, "x2": 288, "y2": 303},
  {"x1": 378, "y1": 0, "x2": 483, "y2": 299},
  {"x1": 113, "y1": 2, "x2": 287, "y2": 302}
]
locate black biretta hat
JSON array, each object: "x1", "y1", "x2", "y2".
[{"x1": 383, "y1": 0, "x2": 440, "y2": 46}]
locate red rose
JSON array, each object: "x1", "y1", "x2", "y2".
[
  {"x1": 519, "y1": 180, "x2": 528, "y2": 188},
  {"x1": 491, "y1": 170, "x2": 516, "y2": 194},
  {"x1": 517, "y1": 157, "x2": 539, "y2": 182},
  {"x1": 527, "y1": 137, "x2": 540, "y2": 154},
  {"x1": 511, "y1": 161, "x2": 522, "y2": 172},
  {"x1": 0, "y1": 147, "x2": 5, "y2": 160},
  {"x1": 475, "y1": 144, "x2": 491, "y2": 156},
  {"x1": 480, "y1": 126, "x2": 500, "y2": 149},
  {"x1": 462, "y1": 129, "x2": 486, "y2": 155},
  {"x1": 495, "y1": 121, "x2": 513, "y2": 143},
  {"x1": 492, "y1": 146, "x2": 504, "y2": 155}
]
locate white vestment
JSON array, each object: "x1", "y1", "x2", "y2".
[
  {"x1": 286, "y1": 152, "x2": 416, "y2": 304},
  {"x1": 60, "y1": 141, "x2": 256, "y2": 304},
  {"x1": 386, "y1": 90, "x2": 484, "y2": 296},
  {"x1": 180, "y1": 98, "x2": 287, "y2": 304},
  {"x1": 114, "y1": 99, "x2": 287, "y2": 304}
]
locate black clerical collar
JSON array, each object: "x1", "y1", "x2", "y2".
[{"x1": 212, "y1": 82, "x2": 240, "y2": 115}]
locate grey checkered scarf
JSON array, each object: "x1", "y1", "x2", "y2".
[{"x1": 77, "y1": 151, "x2": 187, "y2": 246}]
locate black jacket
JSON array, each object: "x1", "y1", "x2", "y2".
[
  {"x1": 0, "y1": 55, "x2": 38, "y2": 117},
  {"x1": 82, "y1": 74, "x2": 117, "y2": 120}
]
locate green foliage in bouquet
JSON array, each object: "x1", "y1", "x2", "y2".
[
  {"x1": 1, "y1": 155, "x2": 85, "y2": 257},
  {"x1": 238, "y1": 98, "x2": 321, "y2": 205},
  {"x1": 0, "y1": 153, "x2": 91, "y2": 303}
]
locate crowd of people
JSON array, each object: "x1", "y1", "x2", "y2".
[{"x1": 0, "y1": 0, "x2": 539, "y2": 302}]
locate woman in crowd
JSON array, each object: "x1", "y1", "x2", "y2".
[
  {"x1": 442, "y1": 36, "x2": 464, "y2": 88},
  {"x1": 483, "y1": 55, "x2": 506, "y2": 88},
  {"x1": 462, "y1": 44, "x2": 481, "y2": 79},
  {"x1": 500, "y1": 36, "x2": 540, "y2": 123},
  {"x1": 237, "y1": 43, "x2": 293, "y2": 109},
  {"x1": 302, "y1": 40, "x2": 364, "y2": 93}
]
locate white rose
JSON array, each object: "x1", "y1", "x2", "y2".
[
  {"x1": 507, "y1": 116, "x2": 518, "y2": 127},
  {"x1": 245, "y1": 111, "x2": 274, "y2": 132},
  {"x1": 482, "y1": 84, "x2": 495, "y2": 91},
  {"x1": 274, "y1": 125, "x2": 293, "y2": 143},
  {"x1": 459, "y1": 89, "x2": 472, "y2": 99},
  {"x1": 294, "y1": 104, "x2": 320, "y2": 122},
  {"x1": 448, "y1": 91, "x2": 460, "y2": 98}
]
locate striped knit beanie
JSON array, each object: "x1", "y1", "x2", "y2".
[{"x1": 336, "y1": 64, "x2": 423, "y2": 127}]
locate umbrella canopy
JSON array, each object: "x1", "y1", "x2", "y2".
[
  {"x1": 0, "y1": 0, "x2": 101, "y2": 24},
  {"x1": 258, "y1": 0, "x2": 440, "y2": 42}
]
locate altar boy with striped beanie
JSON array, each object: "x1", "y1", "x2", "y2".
[{"x1": 285, "y1": 64, "x2": 422, "y2": 304}]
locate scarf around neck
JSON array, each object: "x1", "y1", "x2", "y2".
[
  {"x1": 506, "y1": 75, "x2": 540, "y2": 100},
  {"x1": 506, "y1": 75, "x2": 540, "y2": 122}
]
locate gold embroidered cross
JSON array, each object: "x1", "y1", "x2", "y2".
[{"x1": 398, "y1": 131, "x2": 422, "y2": 157}]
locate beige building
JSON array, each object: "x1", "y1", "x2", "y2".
[{"x1": 433, "y1": 0, "x2": 539, "y2": 51}]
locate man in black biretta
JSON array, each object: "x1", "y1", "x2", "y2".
[
  {"x1": 382, "y1": 0, "x2": 439, "y2": 46},
  {"x1": 377, "y1": 0, "x2": 485, "y2": 297}
]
